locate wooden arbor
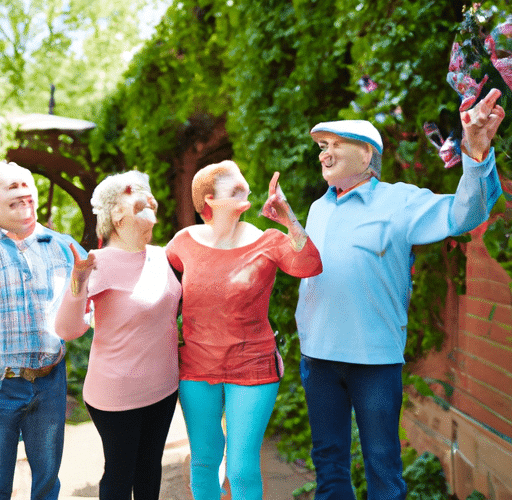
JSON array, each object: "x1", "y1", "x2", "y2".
[
  {"x1": 4, "y1": 113, "x2": 99, "y2": 249},
  {"x1": 3, "y1": 112, "x2": 235, "y2": 247}
]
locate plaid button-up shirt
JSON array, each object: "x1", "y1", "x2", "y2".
[{"x1": 1, "y1": 224, "x2": 83, "y2": 369}]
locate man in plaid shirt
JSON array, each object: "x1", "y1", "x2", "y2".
[{"x1": 0, "y1": 161, "x2": 86, "y2": 500}]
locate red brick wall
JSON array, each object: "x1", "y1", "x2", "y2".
[
  {"x1": 456, "y1": 225, "x2": 512, "y2": 438},
  {"x1": 402, "y1": 225, "x2": 512, "y2": 499}
]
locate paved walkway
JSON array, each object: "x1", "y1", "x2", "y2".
[{"x1": 12, "y1": 402, "x2": 314, "y2": 499}]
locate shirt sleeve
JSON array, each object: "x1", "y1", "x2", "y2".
[
  {"x1": 53, "y1": 234, "x2": 91, "y2": 340},
  {"x1": 405, "y1": 148, "x2": 502, "y2": 245},
  {"x1": 55, "y1": 288, "x2": 90, "y2": 341},
  {"x1": 269, "y1": 230, "x2": 323, "y2": 278},
  {"x1": 165, "y1": 235, "x2": 184, "y2": 273}
]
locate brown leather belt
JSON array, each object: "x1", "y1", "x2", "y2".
[{"x1": 3, "y1": 362, "x2": 58, "y2": 383}]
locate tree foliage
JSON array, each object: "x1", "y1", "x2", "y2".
[
  {"x1": 0, "y1": 0, "x2": 160, "y2": 117},
  {"x1": 84, "y1": 0, "x2": 512, "y2": 463},
  {"x1": 4, "y1": 0, "x2": 511, "y2": 466}
]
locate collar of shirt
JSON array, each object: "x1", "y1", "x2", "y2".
[
  {"x1": 0, "y1": 223, "x2": 53, "y2": 245},
  {"x1": 325, "y1": 177, "x2": 379, "y2": 205}
]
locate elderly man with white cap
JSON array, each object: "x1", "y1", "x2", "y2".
[{"x1": 295, "y1": 88, "x2": 505, "y2": 500}]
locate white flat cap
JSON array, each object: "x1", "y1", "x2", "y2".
[{"x1": 310, "y1": 120, "x2": 383, "y2": 154}]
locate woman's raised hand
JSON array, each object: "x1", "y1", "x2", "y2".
[
  {"x1": 261, "y1": 172, "x2": 308, "y2": 251},
  {"x1": 261, "y1": 172, "x2": 295, "y2": 227},
  {"x1": 69, "y1": 244, "x2": 96, "y2": 295}
]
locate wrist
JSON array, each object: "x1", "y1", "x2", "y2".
[
  {"x1": 70, "y1": 276, "x2": 87, "y2": 297},
  {"x1": 70, "y1": 277, "x2": 80, "y2": 297},
  {"x1": 287, "y1": 223, "x2": 308, "y2": 251},
  {"x1": 289, "y1": 232, "x2": 307, "y2": 252},
  {"x1": 461, "y1": 140, "x2": 489, "y2": 163},
  {"x1": 284, "y1": 219, "x2": 301, "y2": 233}
]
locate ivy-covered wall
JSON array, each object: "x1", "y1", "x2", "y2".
[{"x1": 83, "y1": 0, "x2": 512, "y2": 464}]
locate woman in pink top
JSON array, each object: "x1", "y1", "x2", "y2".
[
  {"x1": 165, "y1": 161, "x2": 322, "y2": 500},
  {"x1": 55, "y1": 171, "x2": 181, "y2": 500}
]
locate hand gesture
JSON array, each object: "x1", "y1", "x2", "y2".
[
  {"x1": 461, "y1": 88, "x2": 505, "y2": 162},
  {"x1": 70, "y1": 244, "x2": 96, "y2": 283},
  {"x1": 261, "y1": 172, "x2": 296, "y2": 227}
]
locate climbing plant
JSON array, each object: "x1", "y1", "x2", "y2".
[{"x1": 82, "y1": 0, "x2": 512, "y2": 466}]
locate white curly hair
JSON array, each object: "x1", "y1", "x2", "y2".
[
  {"x1": 91, "y1": 170, "x2": 153, "y2": 241},
  {"x1": 0, "y1": 161, "x2": 39, "y2": 210}
]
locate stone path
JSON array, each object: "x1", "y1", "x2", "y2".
[{"x1": 12, "y1": 402, "x2": 314, "y2": 499}]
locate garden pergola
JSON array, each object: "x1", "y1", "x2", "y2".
[{"x1": 3, "y1": 112, "x2": 98, "y2": 249}]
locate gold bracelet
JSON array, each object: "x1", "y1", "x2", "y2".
[{"x1": 70, "y1": 277, "x2": 81, "y2": 297}]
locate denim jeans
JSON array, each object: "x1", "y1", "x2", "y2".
[
  {"x1": 0, "y1": 359, "x2": 67, "y2": 500},
  {"x1": 300, "y1": 355, "x2": 407, "y2": 500}
]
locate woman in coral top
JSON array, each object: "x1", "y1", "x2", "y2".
[
  {"x1": 165, "y1": 160, "x2": 322, "y2": 500},
  {"x1": 56, "y1": 171, "x2": 181, "y2": 500}
]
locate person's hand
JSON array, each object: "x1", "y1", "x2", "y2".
[
  {"x1": 261, "y1": 172, "x2": 296, "y2": 227},
  {"x1": 70, "y1": 244, "x2": 96, "y2": 295},
  {"x1": 460, "y1": 88, "x2": 505, "y2": 162},
  {"x1": 261, "y1": 172, "x2": 308, "y2": 251}
]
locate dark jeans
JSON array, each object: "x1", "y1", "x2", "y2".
[
  {"x1": 86, "y1": 390, "x2": 178, "y2": 500},
  {"x1": 0, "y1": 359, "x2": 67, "y2": 500},
  {"x1": 300, "y1": 355, "x2": 407, "y2": 500}
]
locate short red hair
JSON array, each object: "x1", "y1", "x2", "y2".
[{"x1": 192, "y1": 160, "x2": 239, "y2": 221}]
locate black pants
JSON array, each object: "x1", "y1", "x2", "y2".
[{"x1": 86, "y1": 391, "x2": 178, "y2": 500}]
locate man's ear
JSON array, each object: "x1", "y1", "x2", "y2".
[{"x1": 365, "y1": 144, "x2": 373, "y2": 167}]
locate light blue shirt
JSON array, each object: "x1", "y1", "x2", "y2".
[{"x1": 295, "y1": 150, "x2": 502, "y2": 364}]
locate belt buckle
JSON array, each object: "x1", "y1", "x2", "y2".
[
  {"x1": 19, "y1": 368, "x2": 37, "y2": 383},
  {"x1": 3, "y1": 367, "x2": 17, "y2": 380}
]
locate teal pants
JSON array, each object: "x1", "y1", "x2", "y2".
[{"x1": 179, "y1": 380, "x2": 279, "y2": 500}]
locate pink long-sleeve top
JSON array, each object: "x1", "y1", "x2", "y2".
[
  {"x1": 165, "y1": 228, "x2": 322, "y2": 386},
  {"x1": 56, "y1": 245, "x2": 181, "y2": 411}
]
